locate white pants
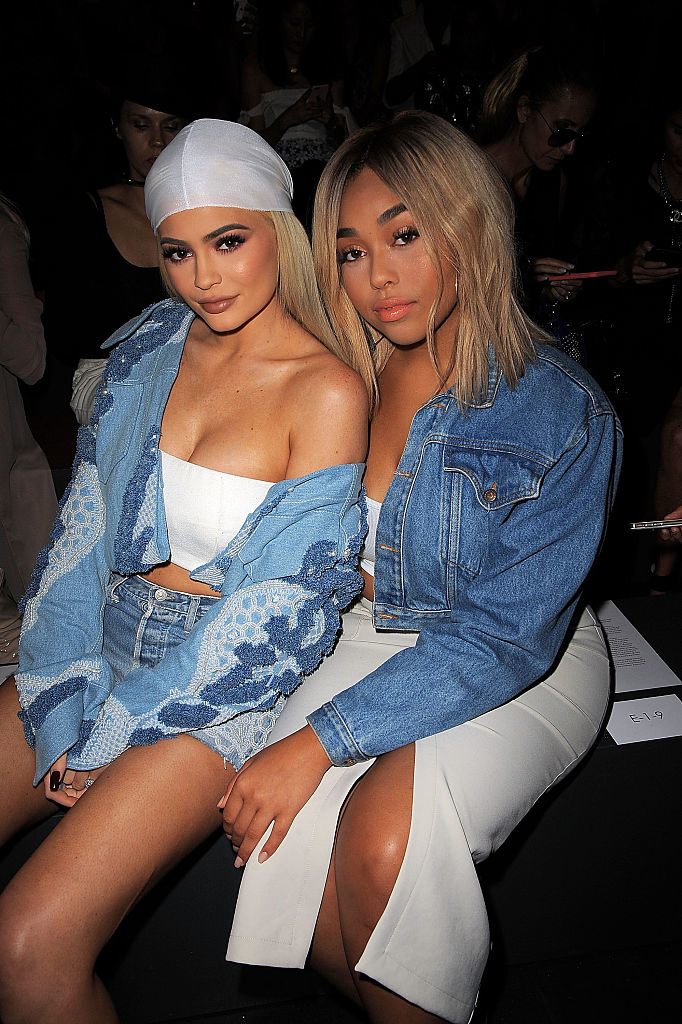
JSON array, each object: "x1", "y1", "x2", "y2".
[{"x1": 227, "y1": 601, "x2": 610, "y2": 1023}]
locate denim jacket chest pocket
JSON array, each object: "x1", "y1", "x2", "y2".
[
  {"x1": 395, "y1": 440, "x2": 549, "y2": 612},
  {"x1": 95, "y1": 382, "x2": 145, "y2": 483},
  {"x1": 441, "y1": 442, "x2": 548, "y2": 577}
]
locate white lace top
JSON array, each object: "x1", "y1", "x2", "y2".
[{"x1": 239, "y1": 89, "x2": 356, "y2": 169}]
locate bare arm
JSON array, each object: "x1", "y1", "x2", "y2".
[{"x1": 220, "y1": 360, "x2": 369, "y2": 864}]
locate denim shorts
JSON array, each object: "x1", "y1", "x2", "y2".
[{"x1": 101, "y1": 573, "x2": 284, "y2": 769}]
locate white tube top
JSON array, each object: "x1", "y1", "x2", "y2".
[
  {"x1": 360, "y1": 496, "x2": 382, "y2": 577},
  {"x1": 161, "y1": 451, "x2": 274, "y2": 571}
]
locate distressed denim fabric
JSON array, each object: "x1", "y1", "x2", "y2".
[
  {"x1": 101, "y1": 574, "x2": 283, "y2": 769},
  {"x1": 308, "y1": 344, "x2": 622, "y2": 765},
  {"x1": 14, "y1": 300, "x2": 365, "y2": 783}
]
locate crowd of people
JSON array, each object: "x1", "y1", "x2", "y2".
[
  {"x1": 0, "y1": 2, "x2": 679, "y2": 1022},
  {"x1": 1, "y1": 0, "x2": 679, "y2": 594}
]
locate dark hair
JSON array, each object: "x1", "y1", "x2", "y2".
[
  {"x1": 478, "y1": 45, "x2": 599, "y2": 145},
  {"x1": 256, "y1": 0, "x2": 340, "y2": 88},
  {"x1": 107, "y1": 62, "x2": 198, "y2": 125}
]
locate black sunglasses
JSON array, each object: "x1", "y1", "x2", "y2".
[{"x1": 538, "y1": 110, "x2": 584, "y2": 148}]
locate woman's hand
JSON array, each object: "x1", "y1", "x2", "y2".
[
  {"x1": 218, "y1": 725, "x2": 332, "y2": 867},
  {"x1": 629, "y1": 241, "x2": 681, "y2": 286},
  {"x1": 658, "y1": 504, "x2": 682, "y2": 544},
  {"x1": 43, "y1": 756, "x2": 106, "y2": 807},
  {"x1": 282, "y1": 89, "x2": 331, "y2": 129},
  {"x1": 43, "y1": 753, "x2": 72, "y2": 807},
  {"x1": 533, "y1": 257, "x2": 583, "y2": 303}
]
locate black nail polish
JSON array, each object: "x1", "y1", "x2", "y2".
[{"x1": 50, "y1": 770, "x2": 61, "y2": 791}]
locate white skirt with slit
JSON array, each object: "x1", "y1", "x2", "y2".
[{"x1": 226, "y1": 600, "x2": 610, "y2": 1023}]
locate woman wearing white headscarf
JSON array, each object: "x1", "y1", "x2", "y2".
[{"x1": 0, "y1": 120, "x2": 371, "y2": 1023}]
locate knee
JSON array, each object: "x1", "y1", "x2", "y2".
[
  {"x1": 0, "y1": 896, "x2": 38, "y2": 1009},
  {"x1": 0, "y1": 891, "x2": 61, "y2": 1015},
  {"x1": 335, "y1": 800, "x2": 408, "y2": 925}
]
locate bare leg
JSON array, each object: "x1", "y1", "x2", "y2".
[
  {"x1": 0, "y1": 676, "x2": 62, "y2": 845},
  {"x1": 311, "y1": 745, "x2": 447, "y2": 1023},
  {"x1": 0, "y1": 734, "x2": 233, "y2": 1024}
]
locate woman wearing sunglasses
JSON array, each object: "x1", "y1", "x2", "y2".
[{"x1": 478, "y1": 45, "x2": 596, "y2": 318}]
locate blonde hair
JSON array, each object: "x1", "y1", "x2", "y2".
[
  {"x1": 478, "y1": 50, "x2": 532, "y2": 146},
  {"x1": 313, "y1": 110, "x2": 547, "y2": 411},
  {"x1": 157, "y1": 209, "x2": 375, "y2": 399},
  {"x1": 478, "y1": 45, "x2": 598, "y2": 146}
]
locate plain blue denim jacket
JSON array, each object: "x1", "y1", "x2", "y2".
[
  {"x1": 307, "y1": 343, "x2": 622, "y2": 766},
  {"x1": 15, "y1": 300, "x2": 365, "y2": 785}
]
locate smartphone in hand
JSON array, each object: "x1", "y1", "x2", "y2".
[
  {"x1": 309, "y1": 84, "x2": 329, "y2": 103},
  {"x1": 547, "y1": 270, "x2": 618, "y2": 281},
  {"x1": 629, "y1": 518, "x2": 682, "y2": 530}
]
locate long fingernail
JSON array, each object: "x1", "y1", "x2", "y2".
[
  {"x1": 50, "y1": 770, "x2": 61, "y2": 791},
  {"x1": 234, "y1": 856, "x2": 244, "y2": 869},
  {"x1": 258, "y1": 850, "x2": 269, "y2": 864}
]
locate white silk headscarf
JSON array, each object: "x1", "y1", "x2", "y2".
[{"x1": 144, "y1": 118, "x2": 294, "y2": 232}]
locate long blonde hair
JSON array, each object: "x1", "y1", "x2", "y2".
[
  {"x1": 157, "y1": 209, "x2": 375, "y2": 399},
  {"x1": 313, "y1": 110, "x2": 547, "y2": 412},
  {"x1": 478, "y1": 45, "x2": 598, "y2": 146}
]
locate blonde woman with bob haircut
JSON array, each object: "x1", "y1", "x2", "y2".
[
  {"x1": 222, "y1": 110, "x2": 622, "y2": 1024},
  {"x1": 0, "y1": 120, "x2": 369, "y2": 1023}
]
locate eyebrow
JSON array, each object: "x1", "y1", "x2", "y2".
[
  {"x1": 336, "y1": 203, "x2": 408, "y2": 239},
  {"x1": 160, "y1": 223, "x2": 250, "y2": 245},
  {"x1": 378, "y1": 202, "x2": 407, "y2": 225}
]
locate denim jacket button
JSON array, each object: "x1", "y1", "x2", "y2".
[
  {"x1": 344, "y1": 757, "x2": 356, "y2": 766},
  {"x1": 483, "y1": 487, "x2": 497, "y2": 503}
]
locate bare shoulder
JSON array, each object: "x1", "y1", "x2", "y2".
[
  {"x1": 293, "y1": 344, "x2": 368, "y2": 419},
  {"x1": 284, "y1": 341, "x2": 369, "y2": 474}
]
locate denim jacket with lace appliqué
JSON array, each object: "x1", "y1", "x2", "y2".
[{"x1": 14, "y1": 300, "x2": 365, "y2": 785}]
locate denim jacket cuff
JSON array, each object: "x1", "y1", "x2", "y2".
[
  {"x1": 23, "y1": 690, "x2": 86, "y2": 787},
  {"x1": 306, "y1": 703, "x2": 369, "y2": 767}
]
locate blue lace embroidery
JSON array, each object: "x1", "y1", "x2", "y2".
[
  {"x1": 104, "y1": 303, "x2": 186, "y2": 385},
  {"x1": 19, "y1": 423, "x2": 97, "y2": 611},
  {"x1": 24, "y1": 676, "x2": 89, "y2": 731},
  {"x1": 72, "y1": 534, "x2": 365, "y2": 764},
  {"x1": 114, "y1": 424, "x2": 161, "y2": 574}
]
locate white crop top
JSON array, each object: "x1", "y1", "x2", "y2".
[
  {"x1": 360, "y1": 496, "x2": 382, "y2": 577},
  {"x1": 161, "y1": 451, "x2": 274, "y2": 571}
]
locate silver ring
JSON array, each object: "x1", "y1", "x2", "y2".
[{"x1": 84, "y1": 777, "x2": 95, "y2": 788}]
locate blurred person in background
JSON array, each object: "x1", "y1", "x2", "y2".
[
  {"x1": 42, "y1": 70, "x2": 192, "y2": 430},
  {"x1": 0, "y1": 192, "x2": 56, "y2": 665}
]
